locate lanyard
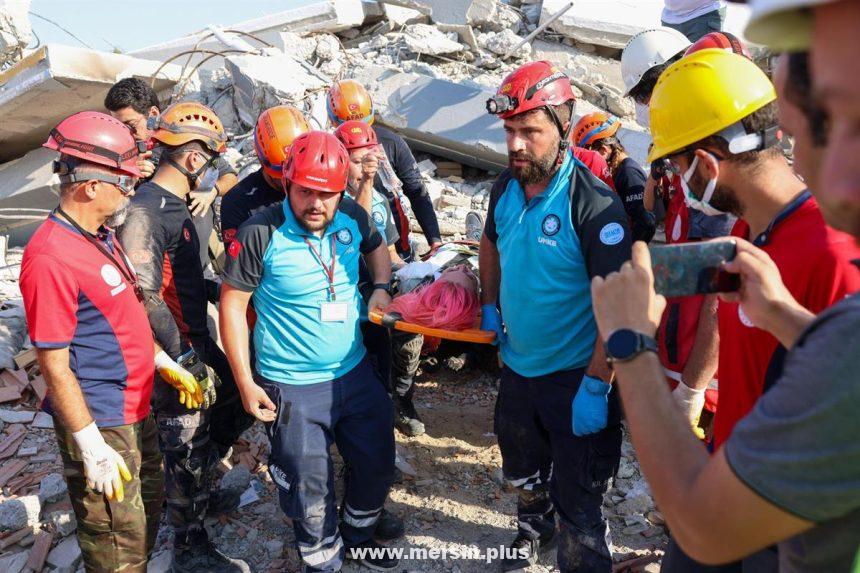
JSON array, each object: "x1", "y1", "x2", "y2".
[
  {"x1": 304, "y1": 234, "x2": 337, "y2": 301},
  {"x1": 54, "y1": 207, "x2": 144, "y2": 303}
]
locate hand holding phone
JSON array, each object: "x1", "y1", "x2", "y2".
[{"x1": 650, "y1": 240, "x2": 740, "y2": 297}]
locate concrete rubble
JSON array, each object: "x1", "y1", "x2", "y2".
[
  {"x1": 0, "y1": 2, "x2": 690, "y2": 569},
  {"x1": 0, "y1": 0, "x2": 31, "y2": 68},
  {"x1": 540, "y1": 0, "x2": 751, "y2": 50}
]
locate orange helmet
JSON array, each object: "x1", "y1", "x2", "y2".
[
  {"x1": 572, "y1": 112, "x2": 621, "y2": 148},
  {"x1": 327, "y1": 80, "x2": 374, "y2": 126},
  {"x1": 150, "y1": 102, "x2": 227, "y2": 153},
  {"x1": 254, "y1": 106, "x2": 311, "y2": 179}
]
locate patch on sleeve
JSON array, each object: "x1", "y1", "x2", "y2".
[
  {"x1": 128, "y1": 249, "x2": 152, "y2": 265},
  {"x1": 228, "y1": 240, "x2": 242, "y2": 258},
  {"x1": 599, "y1": 222, "x2": 625, "y2": 245}
]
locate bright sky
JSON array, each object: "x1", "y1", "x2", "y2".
[{"x1": 28, "y1": 0, "x2": 319, "y2": 53}]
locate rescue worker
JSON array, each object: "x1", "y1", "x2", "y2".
[
  {"x1": 590, "y1": 2, "x2": 860, "y2": 567},
  {"x1": 20, "y1": 112, "x2": 164, "y2": 572},
  {"x1": 105, "y1": 78, "x2": 239, "y2": 273},
  {"x1": 334, "y1": 120, "x2": 428, "y2": 438},
  {"x1": 481, "y1": 61, "x2": 632, "y2": 572},
  {"x1": 661, "y1": 0, "x2": 726, "y2": 42},
  {"x1": 116, "y1": 102, "x2": 253, "y2": 572},
  {"x1": 220, "y1": 105, "x2": 310, "y2": 248},
  {"x1": 572, "y1": 112, "x2": 656, "y2": 242},
  {"x1": 622, "y1": 28, "x2": 727, "y2": 433},
  {"x1": 645, "y1": 49, "x2": 860, "y2": 572},
  {"x1": 225, "y1": 108, "x2": 406, "y2": 540},
  {"x1": 220, "y1": 131, "x2": 401, "y2": 572},
  {"x1": 334, "y1": 120, "x2": 402, "y2": 258},
  {"x1": 327, "y1": 79, "x2": 442, "y2": 261}
]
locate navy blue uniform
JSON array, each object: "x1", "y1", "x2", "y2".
[
  {"x1": 220, "y1": 168, "x2": 283, "y2": 248},
  {"x1": 613, "y1": 157, "x2": 656, "y2": 243},
  {"x1": 485, "y1": 152, "x2": 631, "y2": 572},
  {"x1": 117, "y1": 182, "x2": 253, "y2": 547},
  {"x1": 222, "y1": 199, "x2": 394, "y2": 572},
  {"x1": 374, "y1": 126, "x2": 441, "y2": 254}
]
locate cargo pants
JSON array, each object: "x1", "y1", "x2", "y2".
[
  {"x1": 153, "y1": 336, "x2": 254, "y2": 548},
  {"x1": 495, "y1": 366, "x2": 622, "y2": 573},
  {"x1": 256, "y1": 357, "x2": 396, "y2": 573},
  {"x1": 55, "y1": 414, "x2": 163, "y2": 573}
]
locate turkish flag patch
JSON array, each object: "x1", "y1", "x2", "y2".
[
  {"x1": 228, "y1": 240, "x2": 242, "y2": 258},
  {"x1": 223, "y1": 228, "x2": 237, "y2": 243},
  {"x1": 183, "y1": 228, "x2": 192, "y2": 242}
]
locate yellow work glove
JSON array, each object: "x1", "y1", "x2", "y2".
[
  {"x1": 155, "y1": 351, "x2": 203, "y2": 409},
  {"x1": 72, "y1": 422, "x2": 133, "y2": 502},
  {"x1": 177, "y1": 350, "x2": 219, "y2": 409}
]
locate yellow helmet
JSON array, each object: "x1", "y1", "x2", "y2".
[{"x1": 647, "y1": 49, "x2": 777, "y2": 163}]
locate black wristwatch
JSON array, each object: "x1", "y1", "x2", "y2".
[
  {"x1": 372, "y1": 283, "x2": 391, "y2": 295},
  {"x1": 604, "y1": 329, "x2": 658, "y2": 364}
]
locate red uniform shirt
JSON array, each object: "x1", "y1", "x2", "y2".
[
  {"x1": 713, "y1": 192, "x2": 860, "y2": 448},
  {"x1": 20, "y1": 216, "x2": 154, "y2": 428},
  {"x1": 573, "y1": 147, "x2": 616, "y2": 190}
]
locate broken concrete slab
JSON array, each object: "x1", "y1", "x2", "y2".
[
  {"x1": 0, "y1": 495, "x2": 40, "y2": 531},
  {"x1": 540, "y1": 0, "x2": 751, "y2": 50},
  {"x1": 424, "y1": 0, "x2": 519, "y2": 31},
  {"x1": 130, "y1": 1, "x2": 369, "y2": 70},
  {"x1": 478, "y1": 29, "x2": 532, "y2": 59},
  {"x1": 0, "y1": 148, "x2": 58, "y2": 246},
  {"x1": 356, "y1": 67, "x2": 507, "y2": 171},
  {"x1": 0, "y1": 44, "x2": 182, "y2": 164},
  {"x1": 383, "y1": 3, "x2": 429, "y2": 26},
  {"x1": 225, "y1": 53, "x2": 330, "y2": 128},
  {"x1": 401, "y1": 23, "x2": 465, "y2": 55}
]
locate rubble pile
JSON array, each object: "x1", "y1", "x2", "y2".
[{"x1": 0, "y1": 0, "x2": 742, "y2": 568}]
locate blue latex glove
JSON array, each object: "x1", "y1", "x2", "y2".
[
  {"x1": 572, "y1": 375, "x2": 611, "y2": 436},
  {"x1": 480, "y1": 303, "x2": 507, "y2": 346}
]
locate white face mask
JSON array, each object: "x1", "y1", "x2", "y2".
[
  {"x1": 681, "y1": 155, "x2": 725, "y2": 217},
  {"x1": 635, "y1": 102, "x2": 650, "y2": 129},
  {"x1": 195, "y1": 165, "x2": 219, "y2": 193}
]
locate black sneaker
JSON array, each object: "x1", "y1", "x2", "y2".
[
  {"x1": 347, "y1": 539, "x2": 400, "y2": 571},
  {"x1": 394, "y1": 396, "x2": 425, "y2": 437},
  {"x1": 500, "y1": 531, "x2": 556, "y2": 572},
  {"x1": 465, "y1": 211, "x2": 484, "y2": 242},
  {"x1": 173, "y1": 541, "x2": 251, "y2": 573},
  {"x1": 205, "y1": 488, "x2": 242, "y2": 517},
  {"x1": 374, "y1": 508, "x2": 405, "y2": 541}
]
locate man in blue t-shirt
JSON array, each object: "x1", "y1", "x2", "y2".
[
  {"x1": 220, "y1": 131, "x2": 401, "y2": 573},
  {"x1": 481, "y1": 62, "x2": 632, "y2": 571}
]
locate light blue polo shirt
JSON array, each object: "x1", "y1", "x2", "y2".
[
  {"x1": 223, "y1": 197, "x2": 383, "y2": 384},
  {"x1": 484, "y1": 152, "x2": 632, "y2": 377}
]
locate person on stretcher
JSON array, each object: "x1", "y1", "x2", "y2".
[{"x1": 384, "y1": 264, "x2": 480, "y2": 331}]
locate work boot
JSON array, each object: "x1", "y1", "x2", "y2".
[
  {"x1": 394, "y1": 395, "x2": 425, "y2": 437},
  {"x1": 465, "y1": 211, "x2": 484, "y2": 242},
  {"x1": 173, "y1": 540, "x2": 251, "y2": 573},
  {"x1": 347, "y1": 539, "x2": 400, "y2": 571},
  {"x1": 205, "y1": 487, "x2": 242, "y2": 517},
  {"x1": 374, "y1": 508, "x2": 405, "y2": 541},
  {"x1": 500, "y1": 530, "x2": 557, "y2": 572}
]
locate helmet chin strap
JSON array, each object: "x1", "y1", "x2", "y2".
[
  {"x1": 166, "y1": 152, "x2": 209, "y2": 186},
  {"x1": 545, "y1": 100, "x2": 575, "y2": 165}
]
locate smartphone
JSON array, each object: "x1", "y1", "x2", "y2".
[{"x1": 650, "y1": 240, "x2": 740, "y2": 297}]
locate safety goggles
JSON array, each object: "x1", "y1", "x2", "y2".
[{"x1": 54, "y1": 161, "x2": 137, "y2": 195}]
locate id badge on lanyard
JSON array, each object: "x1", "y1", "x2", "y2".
[{"x1": 305, "y1": 235, "x2": 348, "y2": 322}]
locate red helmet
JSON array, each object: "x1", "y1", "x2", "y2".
[
  {"x1": 43, "y1": 111, "x2": 142, "y2": 177},
  {"x1": 487, "y1": 61, "x2": 576, "y2": 164},
  {"x1": 333, "y1": 120, "x2": 378, "y2": 150},
  {"x1": 282, "y1": 131, "x2": 349, "y2": 194},
  {"x1": 487, "y1": 61, "x2": 575, "y2": 120},
  {"x1": 685, "y1": 31, "x2": 751, "y2": 59}
]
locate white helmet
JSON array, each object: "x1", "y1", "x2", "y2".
[
  {"x1": 621, "y1": 27, "x2": 691, "y2": 96},
  {"x1": 745, "y1": 0, "x2": 834, "y2": 51}
]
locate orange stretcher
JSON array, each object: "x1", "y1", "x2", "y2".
[{"x1": 368, "y1": 309, "x2": 496, "y2": 344}]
